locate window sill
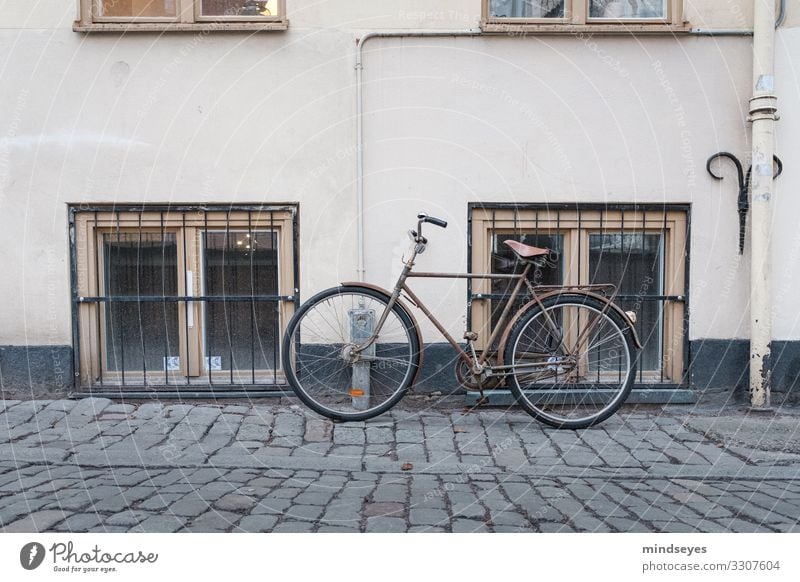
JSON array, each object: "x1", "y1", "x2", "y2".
[
  {"x1": 480, "y1": 21, "x2": 691, "y2": 35},
  {"x1": 73, "y1": 20, "x2": 289, "y2": 33}
]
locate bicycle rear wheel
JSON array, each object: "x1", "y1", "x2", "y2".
[
  {"x1": 504, "y1": 294, "x2": 637, "y2": 429},
  {"x1": 282, "y1": 286, "x2": 420, "y2": 421}
]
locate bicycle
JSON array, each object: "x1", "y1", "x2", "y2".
[{"x1": 282, "y1": 213, "x2": 642, "y2": 429}]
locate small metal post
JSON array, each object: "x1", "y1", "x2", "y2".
[{"x1": 349, "y1": 308, "x2": 374, "y2": 410}]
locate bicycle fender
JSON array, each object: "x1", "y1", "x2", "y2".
[
  {"x1": 496, "y1": 290, "x2": 643, "y2": 361},
  {"x1": 339, "y1": 281, "x2": 425, "y2": 387}
]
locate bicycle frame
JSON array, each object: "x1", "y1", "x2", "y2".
[{"x1": 352, "y1": 238, "x2": 617, "y2": 382}]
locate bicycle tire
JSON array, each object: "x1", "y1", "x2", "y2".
[
  {"x1": 282, "y1": 286, "x2": 421, "y2": 422},
  {"x1": 504, "y1": 293, "x2": 638, "y2": 429}
]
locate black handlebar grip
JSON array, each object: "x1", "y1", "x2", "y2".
[{"x1": 423, "y1": 216, "x2": 448, "y2": 228}]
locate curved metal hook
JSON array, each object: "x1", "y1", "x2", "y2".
[
  {"x1": 706, "y1": 151, "x2": 745, "y2": 187},
  {"x1": 707, "y1": 152, "x2": 784, "y2": 255},
  {"x1": 773, "y1": 154, "x2": 783, "y2": 179}
]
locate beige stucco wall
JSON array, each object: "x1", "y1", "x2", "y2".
[{"x1": 0, "y1": 0, "x2": 792, "y2": 349}]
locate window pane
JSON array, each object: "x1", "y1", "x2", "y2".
[
  {"x1": 588, "y1": 233, "x2": 663, "y2": 372},
  {"x1": 491, "y1": 233, "x2": 564, "y2": 335},
  {"x1": 98, "y1": 0, "x2": 177, "y2": 18},
  {"x1": 203, "y1": 231, "x2": 279, "y2": 374},
  {"x1": 589, "y1": 0, "x2": 666, "y2": 19},
  {"x1": 103, "y1": 233, "x2": 179, "y2": 373},
  {"x1": 201, "y1": 0, "x2": 280, "y2": 17},
  {"x1": 489, "y1": 0, "x2": 565, "y2": 18}
]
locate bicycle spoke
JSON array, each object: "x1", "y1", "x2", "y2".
[
  {"x1": 284, "y1": 288, "x2": 418, "y2": 420},
  {"x1": 506, "y1": 296, "x2": 635, "y2": 429}
]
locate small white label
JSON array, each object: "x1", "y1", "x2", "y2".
[
  {"x1": 164, "y1": 356, "x2": 180, "y2": 371},
  {"x1": 756, "y1": 74, "x2": 774, "y2": 91},
  {"x1": 756, "y1": 163, "x2": 773, "y2": 176},
  {"x1": 205, "y1": 356, "x2": 222, "y2": 371}
]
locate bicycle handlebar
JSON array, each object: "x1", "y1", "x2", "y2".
[{"x1": 417, "y1": 213, "x2": 448, "y2": 229}]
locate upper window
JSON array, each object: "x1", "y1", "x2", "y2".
[
  {"x1": 483, "y1": 0, "x2": 685, "y2": 31},
  {"x1": 75, "y1": 0, "x2": 287, "y2": 31}
]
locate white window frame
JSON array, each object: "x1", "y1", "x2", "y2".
[
  {"x1": 75, "y1": 0, "x2": 288, "y2": 32},
  {"x1": 481, "y1": 0, "x2": 688, "y2": 33}
]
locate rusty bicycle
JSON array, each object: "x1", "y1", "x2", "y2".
[{"x1": 282, "y1": 213, "x2": 642, "y2": 429}]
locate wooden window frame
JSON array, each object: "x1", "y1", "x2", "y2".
[
  {"x1": 481, "y1": 0, "x2": 689, "y2": 34},
  {"x1": 72, "y1": 207, "x2": 296, "y2": 388},
  {"x1": 74, "y1": 0, "x2": 288, "y2": 32},
  {"x1": 470, "y1": 205, "x2": 687, "y2": 384}
]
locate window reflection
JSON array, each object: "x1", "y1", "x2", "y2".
[
  {"x1": 202, "y1": 0, "x2": 279, "y2": 17},
  {"x1": 489, "y1": 0, "x2": 565, "y2": 18},
  {"x1": 589, "y1": 0, "x2": 666, "y2": 19}
]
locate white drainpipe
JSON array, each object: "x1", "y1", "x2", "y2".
[
  {"x1": 355, "y1": 30, "x2": 481, "y2": 281},
  {"x1": 748, "y1": 0, "x2": 779, "y2": 409}
]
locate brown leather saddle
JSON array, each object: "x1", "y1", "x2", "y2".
[{"x1": 503, "y1": 239, "x2": 551, "y2": 263}]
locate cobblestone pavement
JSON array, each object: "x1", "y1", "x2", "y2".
[{"x1": 1, "y1": 397, "x2": 800, "y2": 533}]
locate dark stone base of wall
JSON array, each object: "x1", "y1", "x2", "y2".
[
  {"x1": 4, "y1": 341, "x2": 799, "y2": 404},
  {"x1": 688, "y1": 339, "x2": 800, "y2": 405},
  {"x1": 0, "y1": 345, "x2": 73, "y2": 399}
]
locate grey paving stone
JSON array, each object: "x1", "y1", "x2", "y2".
[
  {"x1": 186, "y1": 510, "x2": 239, "y2": 532},
  {"x1": 214, "y1": 493, "x2": 258, "y2": 512},
  {"x1": 409, "y1": 508, "x2": 449, "y2": 526},
  {"x1": 451, "y1": 518, "x2": 489, "y2": 533},
  {"x1": 273, "y1": 412, "x2": 304, "y2": 436},
  {"x1": 285, "y1": 504, "x2": 325, "y2": 521},
  {"x1": 104, "y1": 510, "x2": 151, "y2": 527},
  {"x1": 365, "y1": 517, "x2": 407, "y2": 532},
  {"x1": 135, "y1": 515, "x2": 186, "y2": 533},
  {"x1": 292, "y1": 490, "x2": 337, "y2": 506},
  {"x1": 137, "y1": 493, "x2": 184, "y2": 511},
  {"x1": 272, "y1": 520, "x2": 314, "y2": 533},
  {"x1": 0, "y1": 445, "x2": 68, "y2": 464},
  {"x1": 236, "y1": 515, "x2": 279, "y2": 532},
  {"x1": 366, "y1": 427, "x2": 393, "y2": 444},
  {"x1": 304, "y1": 420, "x2": 333, "y2": 443},
  {"x1": 252, "y1": 498, "x2": 293, "y2": 515},
  {"x1": 372, "y1": 484, "x2": 407, "y2": 503},
  {"x1": 55, "y1": 513, "x2": 104, "y2": 532},
  {"x1": 170, "y1": 493, "x2": 212, "y2": 517},
  {"x1": 2, "y1": 509, "x2": 67, "y2": 532}
]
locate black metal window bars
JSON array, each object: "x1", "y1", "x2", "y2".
[
  {"x1": 468, "y1": 203, "x2": 690, "y2": 386},
  {"x1": 69, "y1": 205, "x2": 299, "y2": 397}
]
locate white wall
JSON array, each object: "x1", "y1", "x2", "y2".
[
  {"x1": 0, "y1": 0, "x2": 784, "y2": 348},
  {"x1": 361, "y1": 35, "x2": 753, "y2": 340}
]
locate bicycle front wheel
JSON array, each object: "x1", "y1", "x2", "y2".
[
  {"x1": 282, "y1": 286, "x2": 420, "y2": 422},
  {"x1": 504, "y1": 294, "x2": 637, "y2": 429}
]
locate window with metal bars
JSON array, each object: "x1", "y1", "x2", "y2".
[
  {"x1": 469, "y1": 203, "x2": 688, "y2": 385},
  {"x1": 70, "y1": 205, "x2": 298, "y2": 393}
]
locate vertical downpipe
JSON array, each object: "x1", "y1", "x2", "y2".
[{"x1": 748, "y1": 0, "x2": 779, "y2": 409}]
